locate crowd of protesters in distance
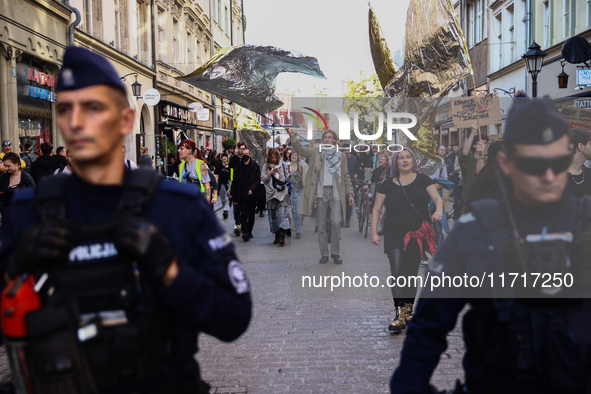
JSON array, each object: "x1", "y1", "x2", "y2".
[
  {"x1": 2, "y1": 126, "x2": 589, "y2": 334},
  {"x1": 3, "y1": 130, "x2": 589, "y2": 253}
]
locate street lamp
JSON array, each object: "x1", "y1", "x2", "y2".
[
  {"x1": 120, "y1": 73, "x2": 143, "y2": 98},
  {"x1": 557, "y1": 61, "x2": 569, "y2": 89},
  {"x1": 522, "y1": 42, "x2": 547, "y2": 98}
]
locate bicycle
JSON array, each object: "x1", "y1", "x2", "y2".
[{"x1": 357, "y1": 181, "x2": 374, "y2": 238}]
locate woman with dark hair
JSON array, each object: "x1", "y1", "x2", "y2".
[
  {"x1": 465, "y1": 141, "x2": 506, "y2": 209},
  {"x1": 261, "y1": 148, "x2": 291, "y2": 246},
  {"x1": 208, "y1": 149, "x2": 221, "y2": 174},
  {"x1": 0, "y1": 152, "x2": 35, "y2": 217},
  {"x1": 370, "y1": 147, "x2": 442, "y2": 333},
  {"x1": 283, "y1": 147, "x2": 292, "y2": 163}
]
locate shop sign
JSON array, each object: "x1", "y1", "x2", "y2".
[
  {"x1": 190, "y1": 102, "x2": 210, "y2": 121},
  {"x1": 197, "y1": 109, "x2": 210, "y2": 121},
  {"x1": 25, "y1": 68, "x2": 56, "y2": 103},
  {"x1": 162, "y1": 102, "x2": 195, "y2": 123},
  {"x1": 222, "y1": 101, "x2": 233, "y2": 115},
  {"x1": 577, "y1": 69, "x2": 591, "y2": 86},
  {"x1": 143, "y1": 88, "x2": 161, "y2": 106},
  {"x1": 575, "y1": 98, "x2": 591, "y2": 109}
]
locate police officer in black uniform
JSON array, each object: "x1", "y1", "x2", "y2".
[
  {"x1": 0, "y1": 46, "x2": 251, "y2": 393},
  {"x1": 390, "y1": 98, "x2": 591, "y2": 394}
]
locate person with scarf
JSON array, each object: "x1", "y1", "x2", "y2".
[
  {"x1": 370, "y1": 147, "x2": 442, "y2": 333},
  {"x1": 286, "y1": 128, "x2": 354, "y2": 265},
  {"x1": 261, "y1": 148, "x2": 291, "y2": 246}
]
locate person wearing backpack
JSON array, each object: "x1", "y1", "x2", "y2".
[
  {"x1": 0, "y1": 46, "x2": 251, "y2": 394},
  {"x1": 21, "y1": 143, "x2": 39, "y2": 173}
]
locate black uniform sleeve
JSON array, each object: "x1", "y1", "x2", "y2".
[
  {"x1": 162, "y1": 196, "x2": 251, "y2": 342},
  {"x1": 0, "y1": 189, "x2": 38, "y2": 275},
  {"x1": 390, "y1": 229, "x2": 467, "y2": 393}
]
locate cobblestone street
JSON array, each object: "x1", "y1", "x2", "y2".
[{"x1": 197, "y1": 209, "x2": 465, "y2": 393}]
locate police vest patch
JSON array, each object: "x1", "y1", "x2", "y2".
[
  {"x1": 209, "y1": 233, "x2": 232, "y2": 251},
  {"x1": 458, "y1": 212, "x2": 476, "y2": 224},
  {"x1": 69, "y1": 242, "x2": 118, "y2": 262},
  {"x1": 228, "y1": 260, "x2": 249, "y2": 294}
]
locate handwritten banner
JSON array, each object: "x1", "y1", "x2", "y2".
[
  {"x1": 559, "y1": 105, "x2": 591, "y2": 129},
  {"x1": 451, "y1": 96, "x2": 502, "y2": 128}
]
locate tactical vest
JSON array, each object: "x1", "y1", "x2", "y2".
[
  {"x1": 468, "y1": 196, "x2": 591, "y2": 392},
  {"x1": 5, "y1": 170, "x2": 173, "y2": 394},
  {"x1": 178, "y1": 159, "x2": 205, "y2": 193}
]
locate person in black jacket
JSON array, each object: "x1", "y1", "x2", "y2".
[
  {"x1": 30, "y1": 142, "x2": 59, "y2": 183},
  {"x1": 0, "y1": 152, "x2": 35, "y2": 217},
  {"x1": 229, "y1": 142, "x2": 246, "y2": 235},
  {"x1": 231, "y1": 147, "x2": 261, "y2": 241}
]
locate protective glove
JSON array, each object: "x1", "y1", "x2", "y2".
[
  {"x1": 8, "y1": 221, "x2": 79, "y2": 277},
  {"x1": 114, "y1": 217, "x2": 176, "y2": 279}
]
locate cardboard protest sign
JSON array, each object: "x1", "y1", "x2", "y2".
[
  {"x1": 451, "y1": 96, "x2": 502, "y2": 128},
  {"x1": 559, "y1": 105, "x2": 591, "y2": 129}
]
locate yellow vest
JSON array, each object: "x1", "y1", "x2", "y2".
[{"x1": 179, "y1": 159, "x2": 205, "y2": 193}]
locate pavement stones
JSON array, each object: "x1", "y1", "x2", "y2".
[{"x1": 197, "y1": 210, "x2": 465, "y2": 393}]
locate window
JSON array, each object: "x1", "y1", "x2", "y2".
[
  {"x1": 115, "y1": 0, "x2": 121, "y2": 50},
  {"x1": 136, "y1": 3, "x2": 142, "y2": 62},
  {"x1": 158, "y1": 25, "x2": 164, "y2": 61},
  {"x1": 493, "y1": 12, "x2": 502, "y2": 71},
  {"x1": 563, "y1": 0, "x2": 570, "y2": 38},
  {"x1": 225, "y1": 6, "x2": 229, "y2": 33},
  {"x1": 587, "y1": 0, "x2": 591, "y2": 27},
  {"x1": 543, "y1": 1, "x2": 549, "y2": 47},
  {"x1": 467, "y1": 0, "x2": 487, "y2": 48},
  {"x1": 212, "y1": 0, "x2": 216, "y2": 22},
  {"x1": 83, "y1": 0, "x2": 93, "y2": 34},
  {"x1": 468, "y1": 2, "x2": 475, "y2": 47},
  {"x1": 475, "y1": 0, "x2": 482, "y2": 43},
  {"x1": 217, "y1": 0, "x2": 222, "y2": 24},
  {"x1": 186, "y1": 32, "x2": 191, "y2": 71},
  {"x1": 506, "y1": 4, "x2": 514, "y2": 64},
  {"x1": 173, "y1": 20, "x2": 179, "y2": 65},
  {"x1": 195, "y1": 38, "x2": 200, "y2": 67}
]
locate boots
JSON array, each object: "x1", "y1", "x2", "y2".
[
  {"x1": 278, "y1": 228, "x2": 286, "y2": 246},
  {"x1": 405, "y1": 303, "x2": 414, "y2": 323},
  {"x1": 273, "y1": 231, "x2": 280, "y2": 245},
  {"x1": 388, "y1": 306, "x2": 407, "y2": 333}
]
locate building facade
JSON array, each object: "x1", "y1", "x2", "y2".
[
  {"x1": 0, "y1": 0, "x2": 71, "y2": 155},
  {"x1": 0, "y1": 0, "x2": 244, "y2": 170}
]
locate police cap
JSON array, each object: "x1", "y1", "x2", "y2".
[
  {"x1": 56, "y1": 46, "x2": 126, "y2": 94},
  {"x1": 503, "y1": 97, "x2": 568, "y2": 145}
]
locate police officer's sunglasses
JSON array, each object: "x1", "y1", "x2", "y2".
[{"x1": 509, "y1": 154, "x2": 573, "y2": 176}]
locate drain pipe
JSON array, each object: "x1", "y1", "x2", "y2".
[{"x1": 62, "y1": 0, "x2": 81, "y2": 46}]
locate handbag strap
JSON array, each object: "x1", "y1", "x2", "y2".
[{"x1": 396, "y1": 177, "x2": 426, "y2": 222}]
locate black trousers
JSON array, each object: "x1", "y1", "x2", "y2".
[
  {"x1": 256, "y1": 186, "x2": 266, "y2": 213},
  {"x1": 233, "y1": 200, "x2": 240, "y2": 226},
  {"x1": 386, "y1": 241, "x2": 421, "y2": 308},
  {"x1": 238, "y1": 200, "x2": 257, "y2": 235}
]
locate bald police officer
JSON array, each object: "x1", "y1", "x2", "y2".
[
  {"x1": 0, "y1": 46, "x2": 251, "y2": 393},
  {"x1": 390, "y1": 98, "x2": 591, "y2": 393}
]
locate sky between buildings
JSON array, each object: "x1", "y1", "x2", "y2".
[{"x1": 243, "y1": 0, "x2": 411, "y2": 96}]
